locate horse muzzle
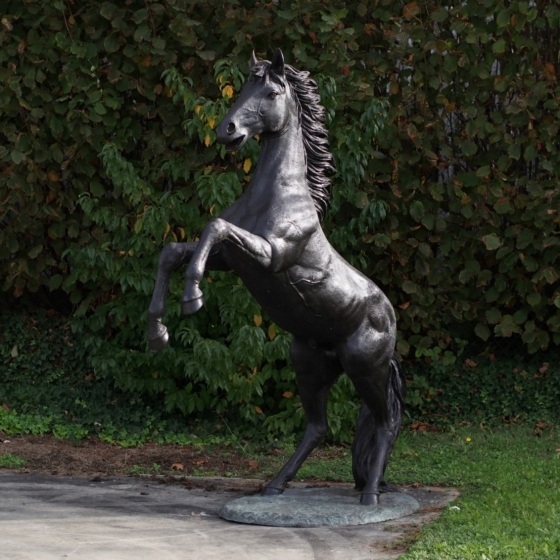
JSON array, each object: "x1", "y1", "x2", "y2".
[{"x1": 216, "y1": 120, "x2": 248, "y2": 151}]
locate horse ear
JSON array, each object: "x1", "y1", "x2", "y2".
[
  {"x1": 270, "y1": 48, "x2": 285, "y2": 76},
  {"x1": 250, "y1": 50, "x2": 258, "y2": 69}
]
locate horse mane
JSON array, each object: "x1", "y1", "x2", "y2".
[{"x1": 256, "y1": 61, "x2": 336, "y2": 221}]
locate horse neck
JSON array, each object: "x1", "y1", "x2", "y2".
[{"x1": 251, "y1": 114, "x2": 308, "y2": 196}]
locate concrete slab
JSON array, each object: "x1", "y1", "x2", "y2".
[{"x1": 0, "y1": 472, "x2": 459, "y2": 560}]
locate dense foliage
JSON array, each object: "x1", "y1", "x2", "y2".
[
  {"x1": 1, "y1": 313, "x2": 558, "y2": 444},
  {"x1": 0, "y1": 312, "x2": 190, "y2": 443},
  {"x1": 1, "y1": 1, "x2": 559, "y2": 434}
]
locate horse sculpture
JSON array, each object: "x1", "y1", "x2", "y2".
[{"x1": 148, "y1": 49, "x2": 406, "y2": 506}]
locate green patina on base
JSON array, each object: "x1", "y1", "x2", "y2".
[{"x1": 219, "y1": 486, "x2": 420, "y2": 528}]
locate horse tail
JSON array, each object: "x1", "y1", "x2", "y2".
[{"x1": 351, "y1": 353, "x2": 407, "y2": 491}]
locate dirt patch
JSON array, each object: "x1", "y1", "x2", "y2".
[{"x1": 0, "y1": 433, "x2": 263, "y2": 479}]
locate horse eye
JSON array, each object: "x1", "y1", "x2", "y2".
[{"x1": 268, "y1": 91, "x2": 279, "y2": 99}]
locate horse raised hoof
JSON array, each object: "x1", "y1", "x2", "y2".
[
  {"x1": 262, "y1": 485, "x2": 284, "y2": 497},
  {"x1": 182, "y1": 296, "x2": 203, "y2": 315},
  {"x1": 148, "y1": 328, "x2": 169, "y2": 352},
  {"x1": 182, "y1": 283, "x2": 204, "y2": 315},
  {"x1": 360, "y1": 492, "x2": 380, "y2": 506}
]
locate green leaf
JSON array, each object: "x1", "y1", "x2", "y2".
[
  {"x1": 485, "y1": 287, "x2": 499, "y2": 303},
  {"x1": 16, "y1": 135, "x2": 30, "y2": 153},
  {"x1": 409, "y1": 200, "x2": 424, "y2": 222},
  {"x1": 277, "y1": 10, "x2": 296, "y2": 20},
  {"x1": 492, "y1": 39, "x2": 507, "y2": 53},
  {"x1": 475, "y1": 323, "x2": 490, "y2": 341},
  {"x1": 134, "y1": 25, "x2": 151, "y2": 43},
  {"x1": 49, "y1": 274, "x2": 63, "y2": 290},
  {"x1": 494, "y1": 198, "x2": 513, "y2": 214},
  {"x1": 356, "y1": 4, "x2": 367, "y2": 17},
  {"x1": 527, "y1": 292, "x2": 541, "y2": 307},
  {"x1": 495, "y1": 314, "x2": 520, "y2": 337},
  {"x1": 421, "y1": 213, "x2": 435, "y2": 230},
  {"x1": 396, "y1": 339, "x2": 410, "y2": 356},
  {"x1": 132, "y1": 8, "x2": 148, "y2": 24},
  {"x1": 11, "y1": 150, "x2": 25, "y2": 164},
  {"x1": 402, "y1": 281, "x2": 418, "y2": 294},
  {"x1": 458, "y1": 269, "x2": 470, "y2": 284},
  {"x1": 152, "y1": 37, "x2": 166, "y2": 50},
  {"x1": 68, "y1": 223, "x2": 80, "y2": 238},
  {"x1": 461, "y1": 140, "x2": 478, "y2": 157},
  {"x1": 28, "y1": 244, "x2": 43, "y2": 259},
  {"x1": 431, "y1": 7, "x2": 448, "y2": 22},
  {"x1": 373, "y1": 233, "x2": 391, "y2": 247},
  {"x1": 429, "y1": 76, "x2": 440, "y2": 89},
  {"x1": 513, "y1": 309, "x2": 528, "y2": 324},
  {"x1": 48, "y1": 223, "x2": 65, "y2": 239},
  {"x1": 543, "y1": 268, "x2": 559, "y2": 284},
  {"x1": 496, "y1": 9, "x2": 510, "y2": 27},
  {"x1": 486, "y1": 308, "x2": 501, "y2": 324},
  {"x1": 90, "y1": 181, "x2": 105, "y2": 197},
  {"x1": 482, "y1": 234, "x2": 501, "y2": 250},
  {"x1": 197, "y1": 51, "x2": 216, "y2": 61},
  {"x1": 524, "y1": 144, "x2": 537, "y2": 161},
  {"x1": 516, "y1": 229, "x2": 534, "y2": 250},
  {"x1": 104, "y1": 34, "x2": 121, "y2": 53},
  {"x1": 100, "y1": 2, "x2": 118, "y2": 20}
]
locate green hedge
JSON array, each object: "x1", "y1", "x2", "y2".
[{"x1": 1, "y1": 1, "x2": 559, "y2": 428}]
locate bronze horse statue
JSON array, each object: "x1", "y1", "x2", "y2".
[{"x1": 148, "y1": 49, "x2": 406, "y2": 505}]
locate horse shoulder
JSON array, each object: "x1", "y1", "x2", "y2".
[{"x1": 261, "y1": 204, "x2": 321, "y2": 272}]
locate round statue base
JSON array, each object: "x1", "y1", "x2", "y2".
[{"x1": 219, "y1": 486, "x2": 420, "y2": 528}]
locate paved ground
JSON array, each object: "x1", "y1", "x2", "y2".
[{"x1": 0, "y1": 472, "x2": 459, "y2": 559}]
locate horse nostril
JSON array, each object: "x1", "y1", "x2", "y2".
[{"x1": 226, "y1": 122, "x2": 236, "y2": 134}]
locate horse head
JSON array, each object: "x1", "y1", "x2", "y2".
[{"x1": 216, "y1": 49, "x2": 296, "y2": 151}]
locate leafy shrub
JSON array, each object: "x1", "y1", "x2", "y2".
[
  {"x1": 1, "y1": 313, "x2": 558, "y2": 445},
  {"x1": 0, "y1": 453, "x2": 27, "y2": 469},
  {"x1": 0, "y1": 312, "x2": 193, "y2": 443},
  {"x1": 405, "y1": 347, "x2": 560, "y2": 426}
]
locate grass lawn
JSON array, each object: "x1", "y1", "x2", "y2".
[{"x1": 293, "y1": 424, "x2": 560, "y2": 560}]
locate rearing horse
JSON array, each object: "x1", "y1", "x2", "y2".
[{"x1": 148, "y1": 49, "x2": 406, "y2": 505}]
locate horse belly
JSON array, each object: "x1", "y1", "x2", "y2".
[{"x1": 238, "y1": 258, "x2": 371, "y2": 342}]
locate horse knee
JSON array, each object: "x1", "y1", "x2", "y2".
[
  {"x1": 159, "y1": 243, "x2": 180, "y2": 272},
  {"x1": 207, "y1": 218, "x2": 228, "y2": 237}
]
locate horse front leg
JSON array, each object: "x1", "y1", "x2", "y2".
[
  {"x1": 148, "y1": 242, "x2": 228, "y2": 351},
  {"x1": 182, "y1": 218, "x2": 272, "y2": 314},
  {"x1": 148, "y1": 243, "x2": 198, "y2": 351}
]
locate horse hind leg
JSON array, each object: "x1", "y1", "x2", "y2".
[
  {"x1": 262, "y1": 337, "x2": 342, "y2": 495},
  {"x1": 339, "y1": 330, "x2": 406, "y2": 506},
  {"x1": 352, "y1": 355, "x2": 406, "y2": 494}
]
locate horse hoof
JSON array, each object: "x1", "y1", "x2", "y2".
[
  {"x1": 360, "y1": 493, "x2": 380, "y2": 506},
  {"x1": 262, "y1": 486, "x2": 284, "y2": 497},
  {"x1": 182, "y1": 283, "x2": 203, "y2": 315},
  {"x1": 148, "y1": 329, "x2": 169, "y2": 352},
  {"x1": 182, "y1": 296, "x2": 203, "y2": 315}
]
